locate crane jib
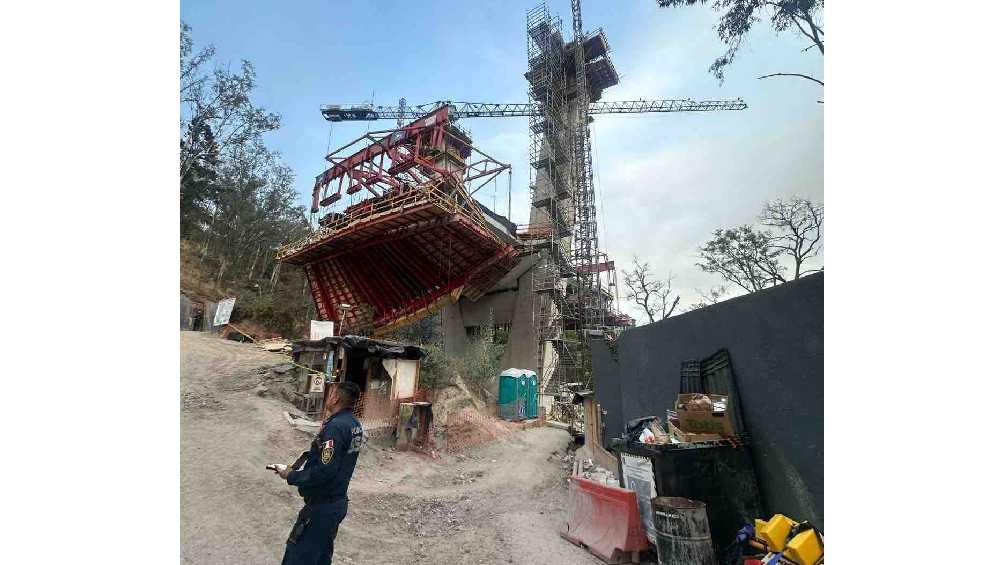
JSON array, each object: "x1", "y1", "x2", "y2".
[{"x1": 319, "y1": 99, "x2": 747, "y2": 122}]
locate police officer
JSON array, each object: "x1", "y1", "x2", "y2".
[{"x1": 275, "y1": 380, "x2": 363, "y2": 565}]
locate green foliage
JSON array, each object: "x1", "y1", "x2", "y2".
[
  {"x1": 384, "y1": 311, "x2": 443, "y2": 345},
  {"x1": 454, "y1": 311, "x2": 505, "y2": 404},
  {"x1": 230, "y1": 273, "x2": 314, "y2": 338},
  {"x1": 180, "y1": 120, "x2": 220, "y2": 237},
  {"x1": 419, "y1": 343, "x2": 452, "y2": 395},
  {"x1": 382, "y1": 312, "x2": 453, "y2": 396},
  {"x1": 657, "y1": 0, "x2": 824, "y2": 84},
  {"x1": 180, "y1": 22, "x2": 313, "y2": 338},
  {"x1": 695, "y1": 196, "x2": 823, "y2": 300},
  {"x1": 697, "y1": 225, "x2": 783, "y2": 293}
]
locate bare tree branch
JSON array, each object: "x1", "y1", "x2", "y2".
[
  {"x1": 757, "y1": 73, "x2": 824, "y2": 86},
  {"x1": 622, "y1": 257, "x2": 680, "y2": 324},
  {"x1": 686, "y1": 285, "x2": 729, "y2": 312},
  {"x1": 657, "y1": 0, "x2": 824, "y2": 86},
  {"x1": 760, "y1": 197, "x2": 824, "y2": 279}
]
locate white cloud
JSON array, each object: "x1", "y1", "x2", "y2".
[
  {"x1": 596, "y1": 113, "x2": 823, "y2": 321},
  {"x1": 572, "y1": 6, "x2": 825, "y2": 323}
]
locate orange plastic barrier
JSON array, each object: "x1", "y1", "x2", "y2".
[{"x1": 561, "y1": 476, "x2": 651, "y2": 564}]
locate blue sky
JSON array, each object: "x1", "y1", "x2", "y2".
[{"x1": 181, "y1": 0, "x2": 823, "y2": 319}]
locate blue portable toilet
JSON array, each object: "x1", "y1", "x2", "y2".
[
  {"x1": 516, "y1": 374, "x2": 529, "y2": 419},
  {"x1": 497, "y1": 368, "x2": 539, "y2": 421},
  {"x1": 525, "y1": 371, "x2": 538, "y2": 419},
  {"x1": 498, "y1": 368, "x2": 524, "y2": 421}
]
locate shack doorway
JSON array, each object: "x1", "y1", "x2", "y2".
[{"x1": 344, "y1": 351, "x2": 367, "y2": 390}]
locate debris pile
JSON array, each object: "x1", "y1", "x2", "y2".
[
  {"x1": 444, "y1": 409, "x2": 518, "y2": 453},
  {"x1": 575, "y1": 458, "x2": 618, "y2": 487}
]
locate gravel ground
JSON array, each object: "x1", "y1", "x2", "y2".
[{"x1": 180, "y1": 331, "x2": 605, "y2": 565}]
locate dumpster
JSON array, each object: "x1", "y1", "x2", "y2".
[{"x1": 611, "y1": 438, "x2": 763, "y2": 562}]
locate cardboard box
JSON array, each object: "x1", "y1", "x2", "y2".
[
  {"x1": 665, "y1": 420, "x2": 725, "y2": 443},
  {"x1": 675, "y1": 393, "x2": 736, "y2": 437}
]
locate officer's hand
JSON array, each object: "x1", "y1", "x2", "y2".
[{"x1": 278, "y1": 466, "x2": 292, "y2": 479}]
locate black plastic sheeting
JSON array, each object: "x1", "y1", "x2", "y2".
[
  {"x1": 291, "y1": 335, "x2": 427, "y2": 360},
  {"x1": 592, "y1": 273, "x2": 823, "y2": 529},
  {"x1": 680, "y1": 349, "x2": 748, "y2": 436},
  {"x1": 613, "y1": 439, "x2": 763, "y2": 563}
]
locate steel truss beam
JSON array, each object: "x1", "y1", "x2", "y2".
[{"x1": 320, "y1": 98, "x2": 747, "y2": 122}]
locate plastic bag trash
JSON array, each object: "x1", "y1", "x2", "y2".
[
  {"x1": 640, "y1": 428, "x2": 656, "y2": 443},
  {"x1": 626, "y1": 416, "x2": 659, "y2": 441}
]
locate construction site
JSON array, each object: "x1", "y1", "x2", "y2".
[
  {"x1": 275, "y1": 2, "x2": 747, "y2": 419},
  {"x1": 181, "y1": 1, "x2": 824, "y2": 564}
]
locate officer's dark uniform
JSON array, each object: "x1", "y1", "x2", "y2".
[{"x1": 282, "y1": 407, "x2": 363, "y2": 565}]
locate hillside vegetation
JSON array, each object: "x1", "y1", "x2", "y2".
[
  {"x1": 178, "y1": 22, "x2": 503, "y2": 403},
  {"x1": 180, "y1": 23, "x2": 314, "y2": 337}
]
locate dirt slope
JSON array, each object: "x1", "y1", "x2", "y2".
[{"x1": 181, "y1": 331, "x2": 601, "y2": 565}]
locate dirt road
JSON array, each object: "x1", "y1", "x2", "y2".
[{"x1": 181, "y1": 331, "x2": 601, "y2": 564}]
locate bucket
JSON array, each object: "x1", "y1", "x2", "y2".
[{"x1": 651, "y1": 496, "x2": 715, "y2": 565}]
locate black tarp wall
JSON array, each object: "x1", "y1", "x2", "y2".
[{"x1": 592, "y1": 272, "x2": 823, "y2": 527}]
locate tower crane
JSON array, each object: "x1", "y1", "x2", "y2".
[{"x1": 310, "y1": 0, "x2": 748, "y2": 399}]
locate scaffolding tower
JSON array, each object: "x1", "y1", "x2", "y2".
[
  {"x1": 571, "y1": 0, "x2": 603, "y2": 338},
  {"x1": 526, "y1": 4, "x2": 580, "y2": 399},
  {"x1": 526, "y1": 1, "x2": 630, "y2": 406}
]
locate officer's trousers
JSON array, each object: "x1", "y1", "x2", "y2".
[{"x1": 281, "y1": 498, "x2": 348, "y2": 565}]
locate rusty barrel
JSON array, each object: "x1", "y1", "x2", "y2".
[{"x1": 651, "y1": 496, "x2": 715, "y2": 565}]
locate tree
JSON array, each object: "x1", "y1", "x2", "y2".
[
  {"x1": 759, "y1": 197, "x2": 823, "y2": 279},
  {"x1": 179, "y1": 119, "x2": 220, "y2": 237},
  {"x1": 696, "y1": 196, "x2": 823, "y2": 294},
  {"x1": 180, "y1": 23, "x2": 316, "y2": 339},
  {"x1": 180, "y1": 24, "x2": 309, "y2": 288},
  {"x1": 180, "y1": 23, "x2": 280, "y2": 188},
  {"x1": 622, "y1": 256, "x2": 681, "y2": 324},
  {"x1": 455, "y1": 310, "x2": 505, "y2": 404},
  {"x1": 696, "y1": 225, "x2": 784, "y2": 292},
  {"x1": 384, "y1": 312, "x2": 452, "y2": 400},
  {"x1": 685, "y1": 285, "x2": 729, "y2": 312},
  {"x1": 657, "y1": 0, "x2": 824, "y2": 86}
]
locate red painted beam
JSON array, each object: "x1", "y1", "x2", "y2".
[
  {"x1": 311, "y1": 106, "x2": 450, "y2": 212},
  {"x1": 576, "y1": 260, "x2": 615, "y2": 274}
]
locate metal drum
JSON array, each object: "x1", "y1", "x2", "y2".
[{"x1": 651, "y1": 496, "x2": 715, "y2": 565}]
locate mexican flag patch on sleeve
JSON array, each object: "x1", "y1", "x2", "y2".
[{"x1": 320, "y1": 439, "x2": 335, "y2": 465}]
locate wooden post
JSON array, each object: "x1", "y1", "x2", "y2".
[{"x1": 320, "y1": 345, "x2": 337, "y2": 421}]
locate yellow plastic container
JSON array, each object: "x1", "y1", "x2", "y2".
[
  {"x1": 783, "y1": 529, "x2": 823, "y2": 565},
  {"x1": 761, "y1": 514, "x2": 797, "y2": 552},
  {"x1": 754, "y1": 518, "x2": 769, "y2": 540}
]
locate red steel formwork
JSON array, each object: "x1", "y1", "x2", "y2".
[{"x1": 278, "y1": 106, "x2": 521, "y2": 334}]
